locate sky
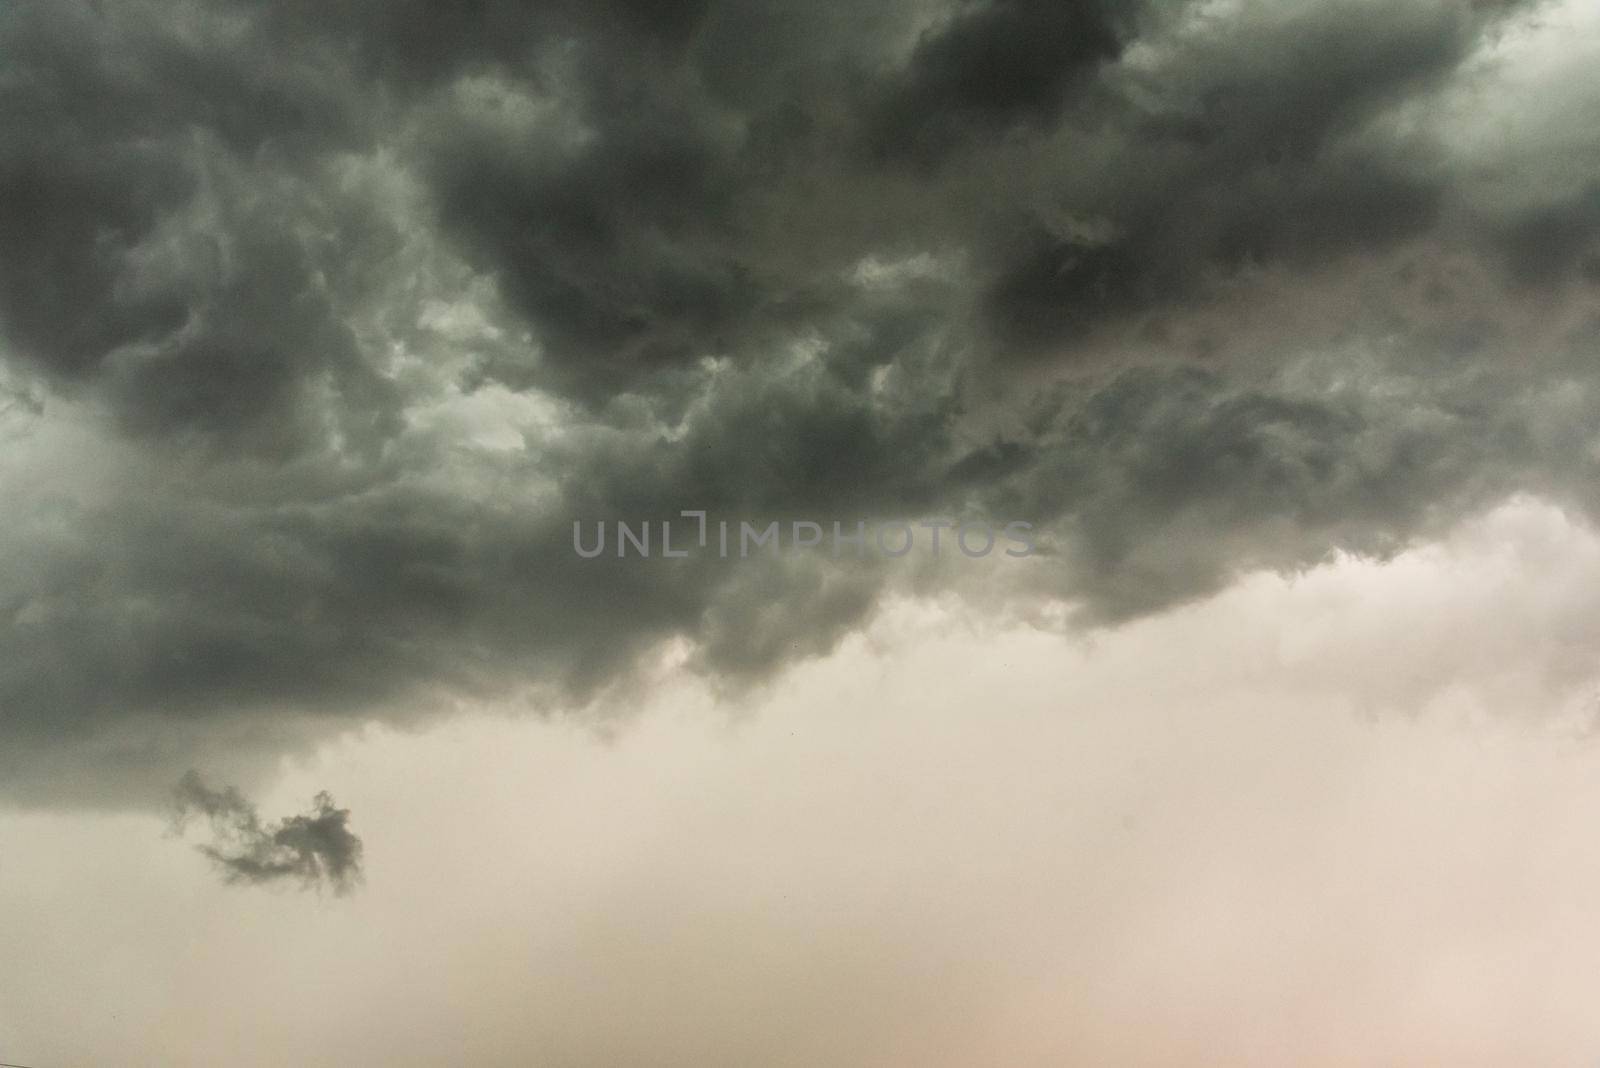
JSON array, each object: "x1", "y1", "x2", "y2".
[{"x1": 2, "y1": 0, "x2": 1600, "y2": 1063}]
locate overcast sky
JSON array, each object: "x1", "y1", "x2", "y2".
[{"x1": 3, "y1": 0, "x2": 1600, "y2": 1063}]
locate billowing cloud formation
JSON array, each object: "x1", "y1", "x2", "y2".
[
  {"x1": 2, "y1": 0, "x2": 1599, "y2": 801},
  {"x1": 172, "y1": 771, "x2": 363, "y2": 893}
]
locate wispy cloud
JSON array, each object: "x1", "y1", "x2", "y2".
[{"x1": 172, "y1": 772, "x2": 363, "y2": 894}]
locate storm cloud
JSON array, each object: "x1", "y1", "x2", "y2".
[{"x1": 2, "y1": 0, "x2": 1599, "y2": 804}]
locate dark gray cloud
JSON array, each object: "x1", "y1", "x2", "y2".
[
  {"x1": 172, "y1": 771, "x2": 363, "y2": 892},
  {"x1": 973, "y1": 0, "x2": 1532, "y2": 359},
  {"x1": 867, "y1": 0, "x2": 1128, "y2": 162},
  {"x1": 0, "y1": 0, "x2": 398, "y2": 456},
  {"x1": 1, "y1": 0, "x2": 1597, "y2": 805}
]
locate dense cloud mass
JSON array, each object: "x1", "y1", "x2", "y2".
[{"x1": 2, "y1": 0, "x2": 1599, "y2": 804}]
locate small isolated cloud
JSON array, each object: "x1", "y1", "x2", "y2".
[{"x1": 172, "y1": 772, "x2": 364, "y2": 894}]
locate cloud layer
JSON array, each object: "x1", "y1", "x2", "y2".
[{"x1": 2, "y1": 0, "x2": 1599, "y2": 800}]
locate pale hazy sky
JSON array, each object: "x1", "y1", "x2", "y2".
[
  {"x1": 7, "y1": 500, "x2": 1600, "y2": 1065},
  {"x1": 3, "y1": 0, "x2": 1600, "y2": 1063}
]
